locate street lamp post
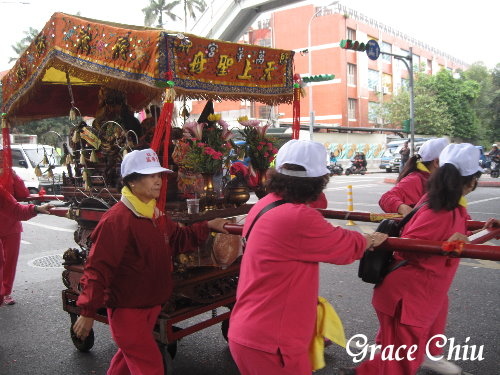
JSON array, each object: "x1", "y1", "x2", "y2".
[
  {"x1": 307, "y1": 1, "x2": 338, "y2": 140},
  {"x1": 381, "y1": 47, "x2": 415, "y2": 155}
]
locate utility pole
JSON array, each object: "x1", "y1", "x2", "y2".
[{"x1": 380, "y1": 48, "x2": 415, "y2": 155}]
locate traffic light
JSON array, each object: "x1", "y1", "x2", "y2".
[
  {"x1": 301, "y1": 74, "x2": 335, "y2": 83},
  {"x1": 403, "y1": 119, "x2": 410, "y2": 132},
  {"x1": 339, "y1": 39, "x2": 367, "y2": 52}
]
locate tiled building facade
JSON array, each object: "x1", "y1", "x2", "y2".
[{"x1": 192, "y1": 3, "x2": 468, "y2": 132}]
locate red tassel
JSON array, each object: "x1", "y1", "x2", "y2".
[
  {"x1": 1, "y1": 116, "x2": 14, "y2": 193},
  {"x1": 292, "y1": 86, "x2": 301, "y2": 140},
  {"x1": 150, "y1": 71, "x2": 175, "y2": 221}
]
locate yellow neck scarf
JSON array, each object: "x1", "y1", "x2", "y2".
[
  {"x1": 458, "y1": 196, "x2": 467, "y2": 207},
  {"x1": 121, "y1": 186, "x2": 156, "y2": 218},
  {"x1": 416, "y1": 161, "x2": 430, "y2": 173}
]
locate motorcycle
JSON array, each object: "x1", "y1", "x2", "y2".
[
  {"x1": 345, "y1": 153, "x2": 367, "y2": 175},
  {"x1": 345, "y1": 163, "x2": 367, "y2": 175},
  {"x1": 490, "y1": 160, "x2": 499, "y2": 178},
  {"x1": 327, "y1": 163, "x2": 343, "y2": 176}
]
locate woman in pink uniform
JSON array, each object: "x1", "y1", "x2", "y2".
[
  {"x1": 379, "y1": 138, "x2": 448, "y2": 217},
  {"x1": 378, "y1": 138, "x2": 462, "y2": 374},
  {"x1": 0, "y1": 184, "x2": 52, "y2": 306},
  {"x1": 228, "y1": 140, "x2": 388, "y2": 375},
  {"x1": 72, "y1": 149, "x2": 229, "y2": 375},
  {"x1": 344, "y1": 143, "x2": 494, "y2": 375}
]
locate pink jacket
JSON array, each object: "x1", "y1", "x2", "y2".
[
  {"x1": 0, "y1": 184, "x2": 37, "y2": 235},
  {"x1": 379, "y1": 170, "x2": 429, "y2": 213},
  {"x1": 373, "y1": 197, "x2": 469, "y2": 327},
  {"x1": 229, "y1": 193, "x2": 367, "y2": 355}
]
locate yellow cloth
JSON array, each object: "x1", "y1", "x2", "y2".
[
  {"x1": 309, "y1": 296, "x2": 346, "y2": 371},
  {"x1": 416, "y1": 161, "x2": 430, "y2": 173},
  {"x1": 458, "y1": 196, "x2": 467, "y2": 207},
  {"x1": 121, "y1": 186, "x2": 156, "y2": 218}
]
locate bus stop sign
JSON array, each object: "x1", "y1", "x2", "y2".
[{"x1": 366, "y1": 40, "x2": 380, "y2": 61}]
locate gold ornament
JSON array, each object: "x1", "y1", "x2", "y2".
[
  {"x1": 90, "y1": 150, "x2": 98, "y2": 162},
  {"x1": 34, "y1": 165, "x2": 42, "y2": 177}
]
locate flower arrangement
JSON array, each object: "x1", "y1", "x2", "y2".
[
  {"x1": 237, "y1": 116, "x2": 279, "y2": 171},
  {"x1": 177, "y1": 114, "x2": 234, "y2": 175}
]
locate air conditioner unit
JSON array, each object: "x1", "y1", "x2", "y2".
[{"x1": 383, "y1": 87, "x2": 391, "y2": 94}]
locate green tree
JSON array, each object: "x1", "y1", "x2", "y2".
[
  {"x1": 432, "y1": 69, "x2": 480, "y2": 140},
  {"x1": 9, "y1": 27, "x2": 39, "y2": 63},
  {"x1": 380, "y1": 69, "x2": 481, "y2": 141},
  {"x1": 181, "y1": 0, "x2": 207, "y2": 30},
  {"x1": 142, "y1": 0, "x2": 181, "y2": 27},
  {"x1": 463, "y1": 63, "x2": 497, "y2": 145},
  {"x1": 490, "y1": 64, "x2": 500, "y2": 143},
  {"x1": 379, "y1": 72, "x2": 452, "y2": 136}
]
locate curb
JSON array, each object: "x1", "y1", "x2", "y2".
[{"x1": 383, "y1": 178, "x2": 500, "y2": 188}]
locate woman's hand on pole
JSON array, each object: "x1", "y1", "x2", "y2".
[{"x1": 208, "y1": 218, "x2": 231, "y2": 234}]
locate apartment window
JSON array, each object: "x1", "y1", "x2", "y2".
[
  {"x1": 368, "y1": 69, "x2": 379, "y2": 91},
  {"x1": 427, "y1": 59, "x2": 432, "y2": 75},
  {"x1": 258, "y1": 105, "x2": 272, "y2": 119},
  {"x1": 348, "y1": 63, "x2": 357, "y2": 86},
  {"x1": 368, "y1": 102, "x2": 380, "y2": 124},
  {"x1": 258, "y1": 38, "x2": 271, "y2": 47},
  {"x1": 400, "y1": 49, "x2": 409, "y2": 71},
  {"x1": 348, "y1": 99, "x2": 357, "y2": 120},
  {"x1": 347, "y1": 28, "x2": 356, "y2": 40},
  {"x1": 381, "y1": 42, "x2": 392, "y2": 62},
  {"x1": 382, "y1": 73, "x2": 393, "y2": 94},
  {"x1": 413, "y1": 54, "x2": 421, "y2": 71}
]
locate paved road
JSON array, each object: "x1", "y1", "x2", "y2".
[{"x1": 1, "y1": 173, "x2": 498, "y2": 374}]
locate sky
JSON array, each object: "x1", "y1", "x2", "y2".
[{"x1": 0, "y1": 0, "x2": 498, "y2": 73}]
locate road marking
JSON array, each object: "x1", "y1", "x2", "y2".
[
  {"x1": 326, "y1": 184, "x2": 378, "y2": 191},
  {"x1": 468, "y1": 196, "x2": 500, "y2": 205},
  {"x1": 21, "y1": 240, "x2": 31, "y2": 245},
  {"x1": 461, "y1": 259, "x2": 500, "y2": 270},
  {"x1": 23, "y1": 221, "x2": 74, "y2": 233}
]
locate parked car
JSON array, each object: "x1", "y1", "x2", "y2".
[
  {"x1": 389, "y1": 141, "x2": 427, "y2": 172},
  {"x1": 379, "y1": 140, "x2": 406, "y2": 172},
  {"x1": 11, "y1": 144, "x2": 65, "y2": 194}
]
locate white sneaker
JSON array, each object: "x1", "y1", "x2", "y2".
[{"x1": 420, "y1": 356, "x2": 462, "y2": 375}]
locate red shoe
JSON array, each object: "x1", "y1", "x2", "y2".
[{"x1": 4, "y1": 295, "x2": 16, "y2": 305}]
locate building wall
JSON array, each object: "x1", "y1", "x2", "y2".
[{"x1": 192, "y1": 3, "x2": 468, "y2": 136}]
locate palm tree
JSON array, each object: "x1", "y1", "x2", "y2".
[
  {"x1": 9, "y1": 27, "x2": 39, "y2": 63},
  {"x1": 142, "y1": 0, "x2": 181, "y2": 28},
  {"x1": 182, "y1": 0, "x2": 207, "y2": 31}
]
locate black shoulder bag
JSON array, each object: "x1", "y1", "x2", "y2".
[
  {"x1": 241, "y1": 199, "x2": 287, "y2": 252},
  {"x1": 358, "y1": 202, "x2": 426, "y2": 284}
]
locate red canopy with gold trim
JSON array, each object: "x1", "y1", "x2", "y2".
[{"x1": 1, "y1": 12, "x2": 294, "y2": 122}]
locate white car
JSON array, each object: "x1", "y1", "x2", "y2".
[{"x1": 11, "y1": 144, "x2": 66, "y2": 194}]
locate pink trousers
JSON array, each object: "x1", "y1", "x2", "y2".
[
  {"x1": 374, "y1": 297, "x2": 449, "y2": 357},
  {"x1": 1, "y1": 232, "x2": 21, "y2": 296},
  {"x1": 106, "y1": 305, "x2": 163, "y2": 375},
  {"x1": 356, "y1": 306, "x2": 428, "y2": 375},
  {"x1": 229, "y1": 340, "x2": 312, "y2": 375}
]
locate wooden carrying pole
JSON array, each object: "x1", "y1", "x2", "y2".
[{"x1": 222, "y1": 225, "x2": 500, "y2": 261}]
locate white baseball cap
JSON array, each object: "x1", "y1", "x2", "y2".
[
  {"x1": 418, "y1": 138, "x2": 449, "y2": 162},
  {"x1": 121, "y1": 148, "x2": 171, "y2": 178},
  {"x1": 439, "y1": 143, "x2": 483, "y2": 176},
  {"x1": 275, "y1": 139, "x2": 330, "y2": 177}
]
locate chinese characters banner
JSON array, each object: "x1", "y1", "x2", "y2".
[{"x1": 166, "y1": 34, "x2": 295, "y2": 105}]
